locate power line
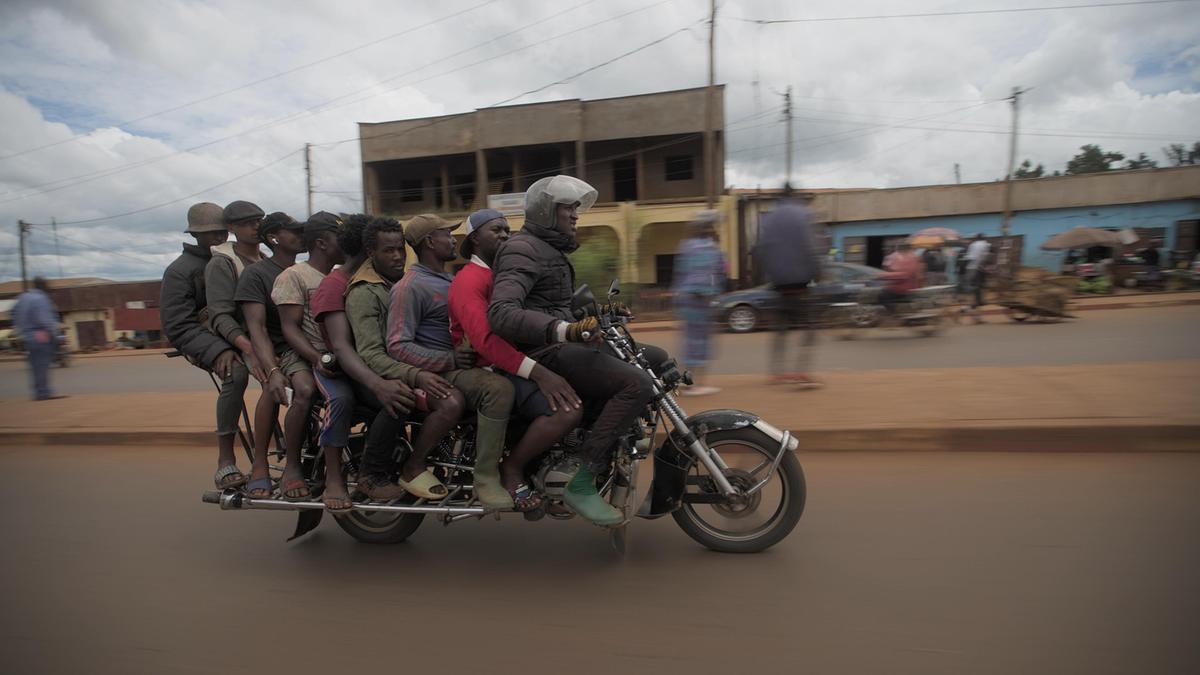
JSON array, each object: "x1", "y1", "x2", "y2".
[
  {"x1": 733, "y1": 0, "x2": 1198, "y2": 24},
  {"x1": 21, "y1": 148, "x2": 302, "y2": 227},
  {"x1": 24, "y1": 224, "x2": 165, "y2": 268},
  {"x1": 0, "y1": 0, "x2": 652, "y2": 204},
  {"x1": 311, "y1": 2, "x2": 685, "y2": 148},
  {"x1": 0, "y1": 0, "x2": 503, "y2": 162}
]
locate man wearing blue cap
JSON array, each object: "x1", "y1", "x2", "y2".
[{"x1": 449, "y1": 209, "x2": 583, "y2": 511}]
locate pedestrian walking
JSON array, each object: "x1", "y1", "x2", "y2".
[
  {"x1": 12, "y1": 277, "x2": 65, "y2": 401},
  {"x1": 962, "y1": 233, "x2": 991, "y2": 322},
  {"x1": 672, "y1": 210, "x2": 727, "y2": 396},
  {"x1": 753, "y1": 188, "x2": 824, "y2": 388}
]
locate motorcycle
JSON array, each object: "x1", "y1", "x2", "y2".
[
  {"x1": 831, "y1": 284, "x2": 954, "y2": 338},
  {"x1": 201, "y1": 280, "x2": 806, "y2": 554}
]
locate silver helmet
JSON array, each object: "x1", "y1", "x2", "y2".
[{"x1": 524, "y1": 175, "x2": 598, "y2": 228}]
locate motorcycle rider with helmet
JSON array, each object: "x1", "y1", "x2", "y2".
[{"x1": 488, "y1": 176, "x2": 668, "y2": 526}]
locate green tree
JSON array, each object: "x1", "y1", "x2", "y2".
[
  {"x1": 1162, "y1": 142, "x2": 1200, "y2": 166},
  {"x1": 1013, "y1": 159, "x2": 1044, "y2": 178},
  {"x1": 1123, "y1": 152, "x2": 1157, "y2": 170},
  {"x1": 1065, "y1": 144, "x2": 1125, "y2": 174},
  {"x1": 568, "y1": 233, "x2": 619, "y2": 299}
]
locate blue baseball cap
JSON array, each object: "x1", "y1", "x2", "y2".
[{"x1": 461, "y1": 208, "x2": 507, "y2": 259}]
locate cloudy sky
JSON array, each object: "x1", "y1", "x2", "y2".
[{"x1": 1, "y1": 0, "x2": 1197, "y2": 281}]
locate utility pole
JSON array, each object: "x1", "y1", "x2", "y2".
[
  {"x1": 17, "y1": 220, "x2": 30, "y2": 291},
  {"x1": 954, "y1": 163, "x2": 961, "y2": 184},
  {"x1": 51, "y1": 217, "x2": 63, "y2": 278},
  {"x1": 1000, "y1": 87, "x2": 1024, "y2": 237},
  {"x1": 704, "y1": 0, "x2": 717, "y2": 208},
  {"x1": 783, "y1": 86, "x2": 794, "y2": 189},
  {"x1": 304, "y1": 143, "x2": 313, "y2": 218}
]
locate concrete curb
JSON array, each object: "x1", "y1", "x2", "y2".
[{"x1": 4, "y1": 424, "x2": 1196, "y2": 452}]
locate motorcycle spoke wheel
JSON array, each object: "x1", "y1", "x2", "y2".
[{"x1": 672, "y1": 428, "x2": 805, "y2": 553}]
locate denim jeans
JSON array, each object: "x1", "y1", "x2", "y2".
[{"x1": 27, "y1": 340, "x2": 54, "y2": 400}]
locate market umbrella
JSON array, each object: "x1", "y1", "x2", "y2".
[
  {"x1": 908, "y1": 227, "x2": 961, "y2": 248},
  {"x1": 1040, "y1": 226, "x2": 1124, "y2": 250}
]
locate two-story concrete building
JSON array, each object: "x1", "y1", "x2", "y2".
[{"x1": 358, "y1": 86, "x2": 739, "y2": 287}]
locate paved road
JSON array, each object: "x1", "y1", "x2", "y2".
[
  {"x1": 1, "y1": 305, "x2": 1197, "y2": 397},
  {"x1": 1, "y1": 446, "x2": 1196, "y2": 674}
]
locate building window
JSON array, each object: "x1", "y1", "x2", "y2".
[
  {"x1": 664, "y1": 155, "x2": 694, "y2": 181},
  {"x1": 613, "y1": 158, "x2": 638, "y2": 201},
  {"x1": 399, "y1": 179, "x2": 423, "y2": 203},
  {"x1": 655, "y1": 254, "x2": 676, "y2": 287}
]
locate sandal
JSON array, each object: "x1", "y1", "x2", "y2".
[
  {"x1": 280, "y1": 478, "x2": 310, "y2": 501},
  {"x1": 322, "y1": 492, "x2": 353, "y2": 513},
  {"x1": 214, "y1": 464, "x2": 247, "y2": 490},
  {"x1": 507, "y1": 483, "x2": 543, "y2": 512},
  {"x1": 245, "y1": 476, "x2": 273, "y2": 498},
  {"x1": 397, "y1": 469, "x2": 448, "y2": 500}
]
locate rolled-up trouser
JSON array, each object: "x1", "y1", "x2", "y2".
[
  {"x1": 353, "y1": 382, "x2": 409, "y2": 478},
  {"x1": 536, "y1": 342, "x2": 668, "y2": 474},
  {"x1": 314, "y1": 371, "x2": 355, "y2": 448},
  {"x1": 443, "y1": 368, "x2": 515, "y2": 419},
  {"x1": 215, "y1": 359, "x2": 250, "y2": 436}
]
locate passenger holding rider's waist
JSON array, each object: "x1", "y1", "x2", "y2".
[
  {"x1": 449, "y1": 209, "x2": 583, "y2": 513},
  {"x1": 385, "y1": 214, "x2": 517, "y2": 509}
]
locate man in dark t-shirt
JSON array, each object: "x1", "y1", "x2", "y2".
[{"x1": 234, "y1": 212, "x2": 309, "y2": 499}]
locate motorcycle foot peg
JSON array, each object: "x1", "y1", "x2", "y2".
[{"x1": 201, "y1": 490, "x2": 221, "y2": 504}]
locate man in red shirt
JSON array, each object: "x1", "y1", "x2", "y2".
[{"x1": 449, "y1": 209, "x2": 583, "y2": 511}]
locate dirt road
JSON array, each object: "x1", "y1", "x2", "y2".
[{"x1": 1, "y1": 445, "x2": 1196, "y2": 674}]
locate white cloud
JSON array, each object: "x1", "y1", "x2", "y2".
[{"x1": 0, "y1": 0, "x2": 1197, "y2": 282}]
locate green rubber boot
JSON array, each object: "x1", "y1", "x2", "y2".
[
  {"x1": 474, "y1": 415, "x2": 515, "y2": 510},
  {"x1": 563, "y1": 467, "x2": 624, "y2": 526}
]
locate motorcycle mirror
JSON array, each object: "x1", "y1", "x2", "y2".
[
  {"x1": 607, "y1": 279, "x2": 620, "y2": 298},
  {"x1": 571, "y1": 284, "x2": 596, "y2": 312}
]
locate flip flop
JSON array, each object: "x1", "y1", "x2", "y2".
[
  {"x1": 280, "y1": 478, "x2": 310, "y2": 501},
  {"x1": 245, "y1": 476, "x2": 273, "y2": 498},
  {"x1": 322, "y1": 493, "x2": 353, "y2": 513},
  {"x1": 397, "y1": 469, "x2": 448, "y2": 500},
  {"x1": 214, "y1": 464, "x2": 247, "y2": 490}
]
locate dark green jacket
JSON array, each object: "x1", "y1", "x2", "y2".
[{"x1": 345, "y1": 259, "x2": 420, "y2": 387}]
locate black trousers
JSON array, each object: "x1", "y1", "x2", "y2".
[
  {"x1": 537, "y1": 342, "x2": 668, "y2": 474},
  {"x1": 352, "y1": 383, "x2": 410, "y2": 477}
]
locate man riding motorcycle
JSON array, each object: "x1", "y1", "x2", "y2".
[
  {"x1": 878, "y1": 241, "x2": 924, "y2": 312},
  {"x1": 488, "y1": 175, "x2": 668, "y2": 526}
]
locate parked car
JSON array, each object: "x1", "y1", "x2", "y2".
[{"x1": 713, "y1": 262, "x2": 883, "y2": 332}]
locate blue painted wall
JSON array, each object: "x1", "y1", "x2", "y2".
[{"x1": 830, "y1": 199, "x2": 1200, "y2": 270}]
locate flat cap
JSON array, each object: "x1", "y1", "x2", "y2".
[
  {"x1": 185, "y1": 202, "x2": 226, "y2": 233},
  {"x1": 223, "y1": 200, "x2": 265, "y2": 224}
]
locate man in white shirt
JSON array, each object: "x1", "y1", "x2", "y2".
[{"x1": 963, "y1": 233, "x2": 991, "y2": 316}]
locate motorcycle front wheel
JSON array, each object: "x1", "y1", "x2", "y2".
[{"x1": 672, "y1": 428, "x2": 805, "y2": 553}]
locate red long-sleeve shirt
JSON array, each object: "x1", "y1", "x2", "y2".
[{"x1": 449, "y1": 258, "x2": 536, "y2": 378}]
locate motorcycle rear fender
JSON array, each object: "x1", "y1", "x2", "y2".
[{"x1": 638, "y1": 409, "x2": 798, "y2": 518}]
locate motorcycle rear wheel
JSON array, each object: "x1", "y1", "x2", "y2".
[
  {"x1": 334, "y1": 508, "x2": 425, "y2": 545},
  {"x1": 672, "y1": 428, "x2": 805, "y2": 553}
]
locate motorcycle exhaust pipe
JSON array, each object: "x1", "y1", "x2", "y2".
[{"x1": 201, "y1": 490, "x2": 488, "y2": 516}]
